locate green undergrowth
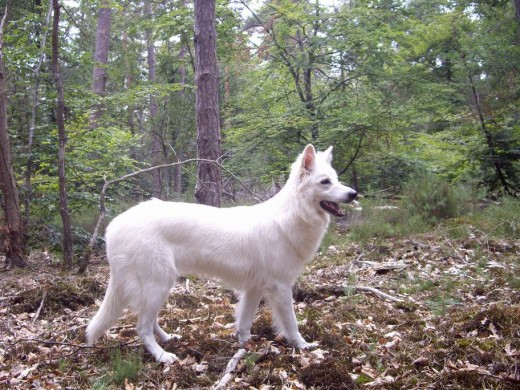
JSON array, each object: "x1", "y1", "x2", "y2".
[{"x1": 346, "y1": 191, "x2": 519, "y2": 244}]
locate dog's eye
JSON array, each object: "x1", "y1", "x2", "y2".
[{"x1": 320, "y1": 179, "x2": 331, "y2": 185}]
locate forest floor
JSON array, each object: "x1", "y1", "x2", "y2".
[{"x1": 1, "y1": 226, "x2": 520, "y2": 389}]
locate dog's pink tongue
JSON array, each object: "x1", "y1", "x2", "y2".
[{"x1": 320, "y1": 201, "x2": 345, "y2": 217}]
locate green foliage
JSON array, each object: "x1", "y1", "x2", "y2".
[
  {"x1": 469, "y1": 197, "x2": 520, "y2": 240},
  {"x1": 31, "y1": 115, "x2": 140, "y2": 216},
  {"x1": 2, "y1": 0, "x2": 520, "y2": 262},
  {"x1": 348, "y1": 199, "x2": 430, "y2": 242},
  {"x1": 109, "y1": 348, "x2": 142, "y2": 386},
  {"x1": 403, "y1": 172, "x2": 473, "y2": 223},
  {"x1": 347, "y1": 171, "x2": 479, "y2": 242},
  {"x1": 92, "y1": 348, "x2": 143, "y2": 388}
]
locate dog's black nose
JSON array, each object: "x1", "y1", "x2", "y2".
[{"x1": 347, "y1": 191, "x2": 358, "y2": 202}]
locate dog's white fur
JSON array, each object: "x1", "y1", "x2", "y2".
[{"x1": 86, "y1": 144, "x2": 357, "y2": 363}]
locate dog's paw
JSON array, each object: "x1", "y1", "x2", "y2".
[
  {"x1": 162, "y1": 333, "x2": 182, "y2": 342},
  {"x1": 157, "y1": 351, "x2": 179, "y2": 364},
  {"x1": 290, "y1": 335, "x2": 319, "y2": 349},
  {"x1": 237, "y1": 330, "x2": 252, "y2": 345},
  {"x1": 298, "y1": 341, "x2": 319, "y2": 349}
]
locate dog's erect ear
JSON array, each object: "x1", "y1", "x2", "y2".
[
  {"x1": 302, "y1": 144, "x2": 316, "y2": 171},
  {"x1": 324, "y1": 146, "x2": 333, "y2": 164}
]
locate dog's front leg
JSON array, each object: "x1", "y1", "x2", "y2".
[
  {"x1": 267, "y1": 284, "x2": 318, "y2": 349},
  {"x1": 236, "y1": 287, "x2": 263, "y2": 344}
]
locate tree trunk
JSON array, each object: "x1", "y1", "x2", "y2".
[
  {"x1": 24, "y1": 1, "x2": 52, "y2": 232},
  {"x1": 173, "y1": 43, "x2": 187, "y2": 194},
  {"x1": 515, "y1": 0, "x2": 520, "y2": 41},
  {"x1": 145, "y1": 0, "x2": 163, "y2": 199},
  {"x1": 0, "y1": 1, "x2": 26, "y2": 268},
  {"x1": 122, "y1": 4, "x2": 135, "y2": 135},
  {"x1": 194, "y1": 0, "x2": 222, "y2": 207},
  {"x1": 296, "y1": 28, "x2": 318, "y2": 141},
  {"x1": 467, "y1": 73, "x2": 515, "y2": 196},
  {"x1": 515, "y1": 0, "x2": 520, "y2": 25},
  {"x1": 51, "y1": 0, "x2": 73, "y2": 271},
  {"x1": 90, "y1": 0, "x2": 112, "y2": 128}
]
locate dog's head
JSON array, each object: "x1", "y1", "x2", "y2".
[{"x1": 294, "y1": 144, "x2": 358, "y2": 217}]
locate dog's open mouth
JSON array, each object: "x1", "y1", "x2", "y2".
[{"x1": 320, "y1": 201, "x2": 345, "y2": 217}]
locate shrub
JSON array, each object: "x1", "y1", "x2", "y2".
[
  {"x1": 347, "y1": 199, "x2": 430, "y2": 242},
  {"x1": 471, "y1": 196, "x2": 520, "y2": 239},
  {"x1": 404, "y1": 173, "x2": 472, "y2": 223}
]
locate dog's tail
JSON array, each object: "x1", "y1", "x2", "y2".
[{"x1": 86, "y1": 276, "x2": 125, "y2": 346}]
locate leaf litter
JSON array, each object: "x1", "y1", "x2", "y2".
[{"x1": 1, "y1": 230, "x2": 519, "y2": 389}]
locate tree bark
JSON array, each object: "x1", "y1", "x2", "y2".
[
  {"x1": 24, "y1": 1, "x2": 53, "y2": 231},
  {"x1": 51, "y1": 0, "x2": 73, "y2": 271},
  {"x1": 145, "y1": 0, "x2": 163, "y2": 199},
  {"x1": 121, "y1": 3, "x2": 135, "y2": 135},
  {"x1": 194, "y1": 0, "x2": 222, "y2": 207},
  {"x1": 173, "y1": 43, "x2": 187, "y2": 194},
  {"x1": 173, "y1": 0, "x2": 188, "y2": 194},
  {"x1": 90, "y1": 0, "x2": 112, "y2": 128},
  {"x1": 515, "y1": 0, "x2": 520, "y2": 40},
  {"x1": 0, "y1": 0, "x2": 26, "y2": 268}
]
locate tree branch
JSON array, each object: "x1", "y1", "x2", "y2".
[
  {"x1": 355, "y1": 286, "x2": 403, "y2": 303},
  {"x1": 78, "y1": 158, "x2": 264, "y2": 274},
  {"x1": 212, "y1": 348, "x2": 247, "y2": 390}
]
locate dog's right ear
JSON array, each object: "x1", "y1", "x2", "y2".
[{"x1": 302, "y1": 144, "x2": 316, "y2": 171}]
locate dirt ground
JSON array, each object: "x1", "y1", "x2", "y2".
[{"x1": 1, "y1": 230, "x2": 519, "y2": 389}]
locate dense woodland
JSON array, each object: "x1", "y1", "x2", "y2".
[
  {"x1": 1, "y1": 1, "x2": 520, "y2": 388},
  {"x1": 0, "y1": 0, "x2": 519, "y2": 268}
]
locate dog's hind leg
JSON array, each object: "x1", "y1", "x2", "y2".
[
  {"x1": 235, "y1": 287, "x2": 263, "y2": 344},
  {"x1": 266, "y1": 284, "x2": 318, "y2": 349},
  {"x1": 135, "y1": 278, "x2": 178, "y2": 364}
]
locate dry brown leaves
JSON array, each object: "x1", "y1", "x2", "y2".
[{"x1": 1, "y1": 231, "x2": 519, "y2": 389}]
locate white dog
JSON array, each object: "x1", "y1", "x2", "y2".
[{"x1": 86, "y1": 144, "x2": 357, "y2": 363}]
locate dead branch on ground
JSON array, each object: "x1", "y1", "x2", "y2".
[{"x1": 212, "y1": 348, "x2": 247, "y2": 390}]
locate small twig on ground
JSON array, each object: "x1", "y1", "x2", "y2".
[
  {"x1": 32, "y1": 291, "x2": 47, "y2": 323},
  {"x1": 212, "y1": 348, "x2": 247, "y2": 390},
  {"x1": 355, "y1": 286, "x2": 403, "y2": 302},
  {"x1": 318, "y1": 284, "x2": 404, "y2": 303},
  {"x1": 442, "y1": 235, "x2": 468, "y2": 263}
]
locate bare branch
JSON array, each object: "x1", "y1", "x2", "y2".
[
  {"x1": 212, "y1": 348, "x2": 247, "y2": 390},
  {"x1": 355, "y1": 286, "x2": 403, "y2": 303},
  {"x1": 78, "y1": 158, "x2": 264, "y2": 273}
]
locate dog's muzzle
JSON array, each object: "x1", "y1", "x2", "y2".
[{"x1": 320, "y1": 190, "x2": 357, "y2": 217}]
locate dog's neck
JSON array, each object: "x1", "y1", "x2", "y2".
[{"x1": 263, "y1": 179, "x2": 330, "y2": 262}]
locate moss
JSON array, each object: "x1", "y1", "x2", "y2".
[
  {"x1": 299, "y1": 358, "x2": 355, "y2": 389},
  {"x1": 395, "y1": 301, "x2": 419, "y2": 312},
  {"x1": 251, "y1": 310, "x2": 276, "y2": 341},
  {"x1": 434, "y1": 369, "x2": 512, "y2": 389},
  {"x1": 462, "y1": 305, "x2": 520, "y2": 337},
  {"x1": 10, "y1": 280, "x2": 96, "y2": 317}
]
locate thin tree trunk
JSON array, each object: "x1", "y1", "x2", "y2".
[
  {"x1": 0, "y1": 0, "x2": 26, "y2": 268},
  {"x1": 24, "y1": 1, "x2": 53, "y2": 231},
  {"x1": 296, "y1": 28, "x2": 318, "y2": 141},
  {"x1": 515, "y1": 0, "x2": 520, "y2": 26},
  {"x1": 122, "y1": 4, "x2": 135, "y2": 135},
  {"x1": 90, "y1": 0, "x2": 112, "y2": 128},
  {"x1": 515, "y1": 0, "x2": 520, "y2": 41},
  {"x1": 467, "y1": 73, "x2": 515, "y2": 196},
  {"x1": 173, "y1": 42, "x2": 187, "y2": 194},
  {"x1": 51, "y1": 0, "x2": 73, "y2": 271},
  {"x1": 194, "y1": 0, "x2": 222, "y2": 207},
  {"x1": 145, "y1": 0, "x2": 163, "y2": 199}
]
